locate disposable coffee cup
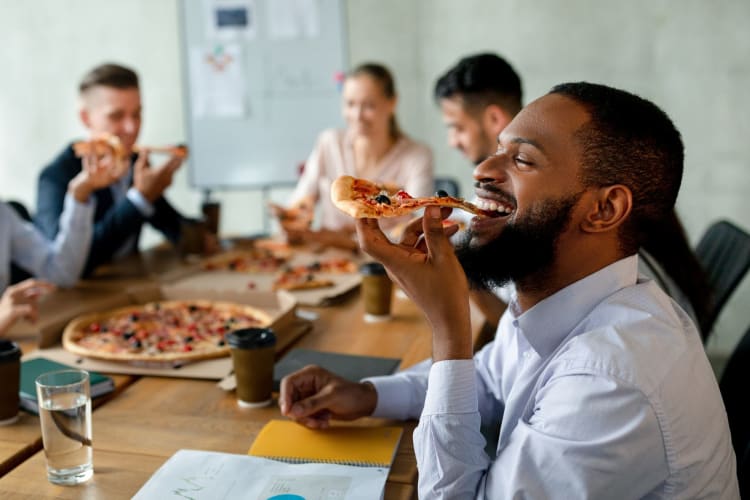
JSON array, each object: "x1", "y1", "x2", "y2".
[
  {"x1": 201, "y1": 201, "x2": 221, "y2": 236},
  {"x1": 226, "y1": 328, "x2": 276, "y2": 408},
  {"x1": 178, "y1": 218, "x2": 207, "y2": 256},
  {"x1": 0, "y1": 340, "x2": 21, "y2": 425},
  {"x1": 360, "y1": 262, "x2": 393, "y2": 323}
]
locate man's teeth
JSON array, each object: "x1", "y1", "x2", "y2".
[{"x1": 475, "y1": 199, "x2": 513, "y2": 215}]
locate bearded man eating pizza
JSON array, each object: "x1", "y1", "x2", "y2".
[{"x1": 279, "y1": 82, "x2": 738, "y2": 498}]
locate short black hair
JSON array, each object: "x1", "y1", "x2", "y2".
[
  {"x1": 79, "y1": 63, "x2": 139, "y2": 94},
  {"x1": 549, "y1": 82, "x2": 684, "y2": 254},
  {"x1": 434, "y1": 53, "x2": 523, "y2": 117}
]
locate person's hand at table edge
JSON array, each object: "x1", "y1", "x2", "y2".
[{"x1": 279, "y1": 365, "x2": 378, "y2": 429}]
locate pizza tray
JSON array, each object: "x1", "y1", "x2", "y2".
[{"x1": 26, "y1": 318, "x2": 313, "y2": 379}]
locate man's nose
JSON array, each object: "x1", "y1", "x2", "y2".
[
  {"x1": 448, "y1": 131, "x2": 459, "y2": 149},
  {"x1": 473, "y1": 152, "x2": 508, "y2": 182},
  {"x1": 122, "y1": 118, "x2": 138, "y2": 134}
]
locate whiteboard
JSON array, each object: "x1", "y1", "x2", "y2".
[{"x1": 178, "y1": 0, "x2": 348, "y2": 189}]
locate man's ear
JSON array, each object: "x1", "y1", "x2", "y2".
[
  {"x1": 387, "y1": 94, "x2": 398, "y2": 120},
  {"x1": 581, "y1": 184, "x2": 632, "y2": 234},
  {"x1": 79, "y1": 104, "x2": 91, "y2": 129},
  {"x1": 483, "y1": 105, "x2": 512, "y2": 137}
]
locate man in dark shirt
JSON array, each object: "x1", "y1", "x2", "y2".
[{"x1": 36, "y1": 63, "x2": 186, "y2": 276}]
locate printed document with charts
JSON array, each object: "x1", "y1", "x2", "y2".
[{"x1": 133, "y1": 449, "x2": 390, "y2": 500}]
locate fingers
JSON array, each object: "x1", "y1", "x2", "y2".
[
  {"x1": 153, "y1": 157, "x2": 182, "y2": 188},
  {"x1": 8, "y1": 279, "x2": 55, "y2": 301},
  {"x1": 82, "y1": 152, "x2": 93, "y2": 174},
  {"x1": 287, "y1": 389, "x2": 335, "y2": 421},
  {"x1": 268, "y1": 202, "x2": 286, "y2": 217},
  {"x1": 399, "y1": 216, "x2": 425, "y2": 247},
  {"x1": 164, "y1": 155, "x2": 183, "y2": 174},
  {"x1": 422, "y1": 206, "x2": 454, "y2": 263},
  {"x1": 355, "y1": 218, "x2": 392, "y2": 261},
  {"x1": 134, "y1": 150, "x2": 150, "y2": 173},
  {"x1": 278, "y1": 374, "x2": 298, "y2": 416},
  {"x1": 442, "y1": 222, "x2": 460, "y2": 240},
  {"x1": 13, "y1": 303, "x2": 36, "y2": 323},
  {"x1": 294, "y1": 410, "x2": 332, "y2": 429},
  {"x1": 278, "y1": 365, "x2": 329, "y2": 416},
  {"x1": 278, "y1": 366, "x2": 345, "y2": 428}
]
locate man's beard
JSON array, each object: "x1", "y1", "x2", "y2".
[{"x1": 455, "y1": 192, "x2": 582, "y2": 292}]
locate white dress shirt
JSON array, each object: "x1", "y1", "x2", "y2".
[
  {"x1": 0, "y1": 195, "x2": 94, "y2": 290},
  {"x1": 368, "y1": 255, "x2": 738, "y2": 499}
]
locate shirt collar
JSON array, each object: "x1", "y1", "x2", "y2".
[{"x1": 509, "y1": 254, "x2": 640, "y2": 358}]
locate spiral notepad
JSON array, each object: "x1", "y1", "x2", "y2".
[{"x1": 248, "y1": 420, "x2": 403, "y2": 468}]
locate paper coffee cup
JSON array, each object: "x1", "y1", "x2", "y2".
[
  {"x1": 226, "y1": 328, "x2": 276, "y2": 408},
  {"x1": 360, "y1": 262, "x2": 393, "y2": 322},
  {"x1": 0, "y1": 340, "x2": 21, "y2": 425}
]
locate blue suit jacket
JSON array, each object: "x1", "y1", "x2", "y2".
[{"x1": 35, "y1": 143, "x2": 184, "y2": 277}]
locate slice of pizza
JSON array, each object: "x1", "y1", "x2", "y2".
[
  {"x1": 272, "y1": 270, "x2": 335, "y2": 291},
  {"x1": 134, "y1": 144, "x2": 189, "y2": 159},
  {"x1": 330, "y1": 175, "x2": 494, "y2": 219},
  {"x1": 72, "y1": 132, "x2": 130, "y2": 178},
  {"x1": 270, "y1": 258, "x2": 357, "y2": 291},
  {"x1": 73, "y1": 132, "x2": 127, "y2": 160},
  {"x1": 74, "y1": 134, "x2": 189, "y2": 161},
  {"x1": 202, "y1": 248, "x2": 288, "y2": 273}
]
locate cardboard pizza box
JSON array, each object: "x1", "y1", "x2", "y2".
[
  {"x1": 181, "y1": 246, "x2": 364, "y2": 306},
  {"x1": 77, "y1": 245, "x2": 203, "y2": 291}
]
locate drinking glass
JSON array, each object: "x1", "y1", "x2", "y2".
[{"x1": 35, "y1": 369, "x2": 93, "y2": 485}]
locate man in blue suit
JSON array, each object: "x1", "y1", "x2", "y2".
[{"x1": 35, "y1": 63, "x2": 186, "y2": 277}]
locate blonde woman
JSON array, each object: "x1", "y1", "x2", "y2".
[{"x1": 274, "y1": 63, "x2": 434, "y2": 250}]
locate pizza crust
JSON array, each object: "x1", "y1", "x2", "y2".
[
  {"x1": 330, "y1": 175, "x2": 380, "y2": 218},
  {"x1": 273, "y1": 279, "x2": 335, "y2": 291}
]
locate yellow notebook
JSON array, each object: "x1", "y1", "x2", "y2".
[{"x1": 248, "y1": 419, "x2": 403, "y2": 468}]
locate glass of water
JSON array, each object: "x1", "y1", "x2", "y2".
[{"x1": 35, "y1": 369, "x2": 93, "y2": 485}]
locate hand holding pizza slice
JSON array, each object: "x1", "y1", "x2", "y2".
[
  {"x1": 73, "y1": 133, "x2": 189, "y2": 180},
  {"x1": 269, "y1": 196, "x2": 315, "y2": 233},
  {"x1": 330, "y1": 175, "x2": 494, "y2": 219},
  {"x1": 73, "y1": 132, "x2": 131, "y2": 180}
]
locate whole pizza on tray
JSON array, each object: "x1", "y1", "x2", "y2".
[{"x1": 63, "y1": 300, "x2": 272, "y2": 363}]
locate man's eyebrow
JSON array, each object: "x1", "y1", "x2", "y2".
[{"x1": 510, "y1": 137, "x2": 545, "y2": 152}]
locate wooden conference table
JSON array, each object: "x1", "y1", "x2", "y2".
[{"x1": 0, "y1": 244, "x2": 488, "y2": 499}]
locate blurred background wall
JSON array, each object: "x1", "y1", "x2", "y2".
[{"x1": 0, "y1": 0, "x2": 747, "y2": 358}]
